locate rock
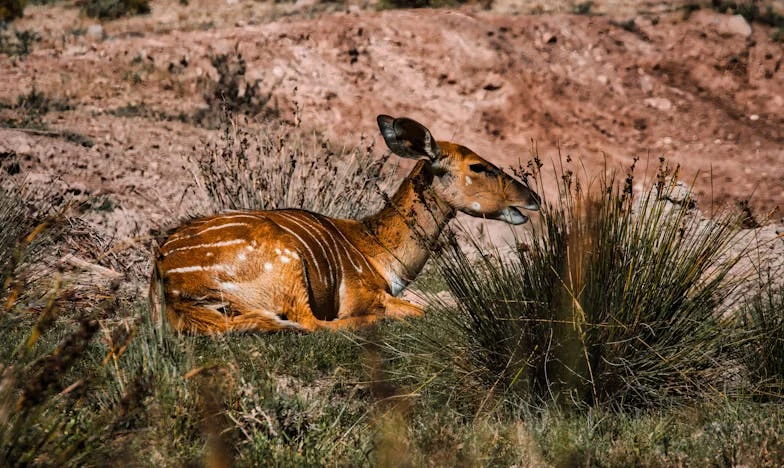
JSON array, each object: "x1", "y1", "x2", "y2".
[
  {"x1": 86, "y1": 24, "x2": 105, "y2": 40},
  {"x1": 690, "y1": 11, "x2": 752, "y2": 38},
  {"x1": 644, "y1": 97, "x2": 672, "y2": 111},
  {"x1": 640, "y1": 74, "x2": 653, "y2": 94},
  {"x1": 724, "y1": 15, "x2": 752, "y2": 38}
]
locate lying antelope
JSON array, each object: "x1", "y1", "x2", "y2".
[{"x1": 151, "y1": 115, "x2": 540, "y2": 333}]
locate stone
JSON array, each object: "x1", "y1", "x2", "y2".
[
  {"x1": 644, "y1": 97, "x2": 672, "y2": 111},
  {"x1": 724, "y1": 15, "x2": 752, "y2": 38},
  {"x1": 86, "y1": 24, "x2": 105, "y2": 40}
]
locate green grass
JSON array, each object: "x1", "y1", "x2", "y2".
[
  {"x1": 5, "y1": 301, "x2": 783, "y2": 466},
  {"x1": 2, "y1": 122, "x2": 783, "y2": 464},
  {"x1": 738, "y1": 269, "x2": 784, "y2": 400},
  {"x1": 381, "y1": 157, "x2": 752, "y2": 411}
]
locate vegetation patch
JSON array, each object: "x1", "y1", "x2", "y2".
[
  {"x1": 195, "y1": 51, "x2": 279, "y2": 129},
  {"x1": 0, "y1": 87, "x2": 73, "y2": 129},
  {"x1": 81, "y1": 0, "x2": 150, "y2": 21},
  {"x1": 0, "y1": 0, "x2": 26, "y2": 22},
  {"x1": 1, "y1": 119, "x2": 782, "y2": 464},
  {"x1": 0, "y1": 25, "x2": 39, "y2": 57},
  {"x1": 709, "y1": 0, "x2": 784, "y2": 28},
  {"x1": 190, "y1": 115, "x2": 397, "y2": 218},
  {"x1": 739, "y1": 269, "x2": 784, "y2": 399},
  {"x1": 382, "y1": 156, "x2": 751, "y2": 410}
]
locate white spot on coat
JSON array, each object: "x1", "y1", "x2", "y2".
[
  {"x1": 279, "y1": 255, "x2": 291, "y2": 264},
  {"x1": 465, "y1": 176, "x2": 473, "y2": 185},
  {"x1": 264, "y1": 262, "x2": 273, "y2": 271}
]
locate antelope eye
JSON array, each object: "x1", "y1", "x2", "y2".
[{"x1": 469, "y1": 163, "x2": 489, "y2": 174}]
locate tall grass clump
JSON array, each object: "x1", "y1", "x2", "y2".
[
  {"x1": 738, "y1": 268, "x2": 784, "y2": 399},
  {"x1": 384, "y1": 156, "x2": 750, "y2": 410},
  {"x1": 190, "y1": 115, "x2": 398, "y2": 220}
]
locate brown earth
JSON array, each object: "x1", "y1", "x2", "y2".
[{"x1": 1, "y1": 1, "x2": 782, "y2": 247}]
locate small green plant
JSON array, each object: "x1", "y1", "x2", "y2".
[
  {"x1": 195, "y1": 51, "x2": 278, "y2": 128},
  {"x1": 574, "y1": 1, "x2": 593, "y2": 15},
  {"x1": 81, "y1": 0, "x2": 150, "y2": 20},
  {"x1": 773, "y1": 27, "x2": 784, "y2": 43},
  {"x1": 0, "y1": 27, "x2": 39, "y2": 57},
  {"x1": 1, "y1": 87, "x2": 73, "y2": 129}
]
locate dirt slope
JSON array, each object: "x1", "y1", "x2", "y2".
[{"x1": 1, "y1": 2, "x2": 782, "y2": 237}]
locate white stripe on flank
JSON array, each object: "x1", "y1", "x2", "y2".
[
  {"x1": 167, "y1": 264, "x2": 231, "y2": 274},
  {"x1": 322, "y1": 218, "x2": 370, "y2": 274},
  {"x1": 218, "y1": 282, "x2": 239, "y2": 291},
  {"x1": 197, "y1": 222, "x2": 249, "y2": 235},
  {"x1": 303, "y1": 213, "x2": 344, "y2": 282},
  {"x1": 212, "y1": 213, "x2": 265, "y2": 222},
  {"x1": 165, "y1": 222, "x2": 250, "y2": 247},
  {"x1": 165, "y1": 239, "x2": 245, "y2": 254},
  {"x1": 277, "y1": 212, "x2": 331, "y2": 283},
  {"x1": 271, "y1": 221, "x2": 324, "y2": 281},
  {"x1": 290, "y1": 213, "x2": 339, "y2": 282}
]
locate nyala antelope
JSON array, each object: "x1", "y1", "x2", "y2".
[{"x1": 151, "y1": 115, "x2": 540, "y2": 333}]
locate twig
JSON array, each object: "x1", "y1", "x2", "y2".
[{"x1": 60, "y1": 254, "x2": 123, "y2": 279}]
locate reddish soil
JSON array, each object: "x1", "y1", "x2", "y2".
[{"x1": 1, "y1": 1, "x2": 782, "y2": 240}]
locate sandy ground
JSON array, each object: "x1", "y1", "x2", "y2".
[{"x1": 0, "y1": 1, "x2": 782, "y2": 283}]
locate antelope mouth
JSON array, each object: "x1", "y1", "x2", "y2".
[{"x1": 490, "y1": 207, "x2": 529, "y2": 225}]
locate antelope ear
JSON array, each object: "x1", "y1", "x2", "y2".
[{"x1": 377, "y1": 115, "x2": 442, "y2": 161}]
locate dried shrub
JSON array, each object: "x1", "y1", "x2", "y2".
[
  {"x1": 196, "y1": 51, "x2": 278, "y2": 128},
  {"x1": 0, "y1": 0, "x2": 25, "y2": 22},
  {"x1": 0, "y1": 87, "x2": 73, "y2": 129},
  {"x1": 378, "y1": 0, "x2": 471, "y2": 9},
  {"x1": 81, "y1": 0, "x2": 150, "y2": 21},
  {"x1": 190, "y1": 115, "x2": 398, "y2": 220},
  {"x1": 0, "y1": 26, "x2": 38, "y2": 57}
]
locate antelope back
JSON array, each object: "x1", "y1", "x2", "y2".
[{"x1": 158, "y1": 211, "x2": 383, "y2": 321}]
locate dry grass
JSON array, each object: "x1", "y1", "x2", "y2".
[{"x1": 189, "y1": 113, "x2": 399, "y2": 220}]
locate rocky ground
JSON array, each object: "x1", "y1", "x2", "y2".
[{"x1": 0, "y1": 0, "x2": 782, "y2": 275}]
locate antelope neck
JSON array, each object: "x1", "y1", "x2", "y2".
[{"x1": 360, "y1": 160, "x2": 455, "y2": 293}]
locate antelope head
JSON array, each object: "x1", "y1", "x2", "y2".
[{"x1": 377, "y1": 115, "x2": 541, "y2": 225}]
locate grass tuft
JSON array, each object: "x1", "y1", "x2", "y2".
[
  {"x1": 383, "y1": 156, "x2": 750, "y2": 410},
  {"x1": 739, "y1": 268, "x2": 784, "y2": 399},
  {"x1": 81, "y1": 0, "x2": 150, "y2": 20},
  {"x1": 190, "y1": 115, "x2": 398, "y2": 219}
]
